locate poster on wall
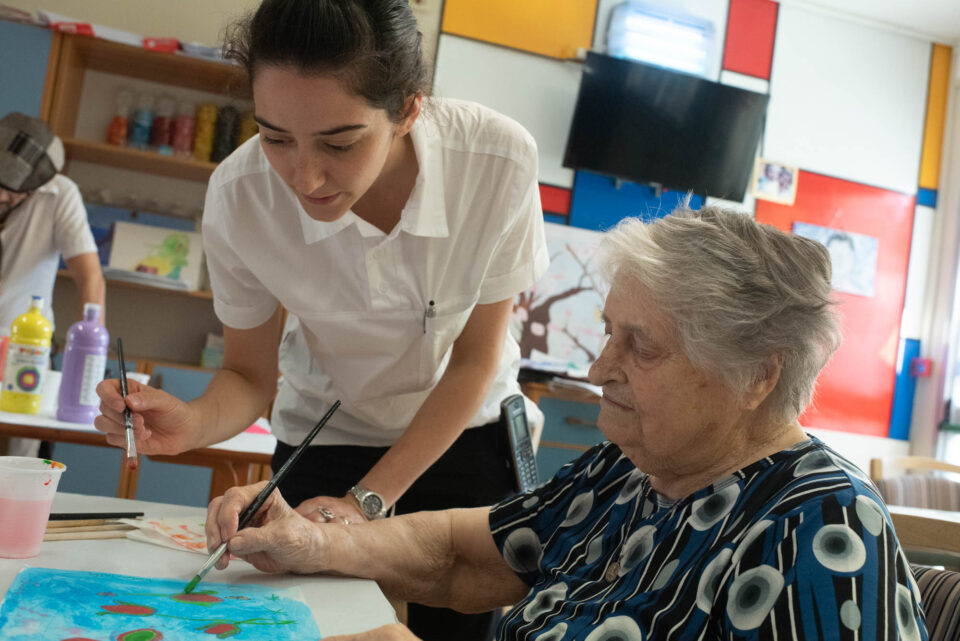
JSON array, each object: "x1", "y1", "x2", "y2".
[
  {"x1": 511, "y1": 222, "x2": 606, "y2": 376},
  {"x1": 752, "y1": 158, "x2": 799, "y2": 205},
  {"x1": 793, "y1": 222, "x2": 879, "y2": 297}
]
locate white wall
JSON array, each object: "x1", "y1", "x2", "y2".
[
  {"x1": 765, "y1": 5, "x2": 930, "y2": 195},
  {"x1": 7, "y1": 0, "x2": 256, "y2": 45}
]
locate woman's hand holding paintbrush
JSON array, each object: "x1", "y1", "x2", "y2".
[{"x1": 94, "y1": 377, "x2": 201, "y2": 456}]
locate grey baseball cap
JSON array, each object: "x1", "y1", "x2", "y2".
[{"x1": 0, "y1": 112, "x2": 65, "y2": 193}]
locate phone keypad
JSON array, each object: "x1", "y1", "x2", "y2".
[{"x1": 517, "y1": 442, "x2": 539, "y2": 489}]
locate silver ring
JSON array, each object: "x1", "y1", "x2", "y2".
[
  {"x1": 341, "y1": 517, "x2": 351, "y2": 525},
  {"x1": 317, "y1": 506, "x2": 335, "y2": 520}
]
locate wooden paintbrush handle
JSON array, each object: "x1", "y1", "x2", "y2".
[
  {"x1": 43, "y1": 530, "x2": 131, "y2": 541},
  {"x1": 44, "y1": 524, "x2": 136, "y2": 534}
]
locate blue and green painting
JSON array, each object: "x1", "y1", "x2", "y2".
[{"x1": 0, "y1": 567, "x2": 322, "y2": 640}]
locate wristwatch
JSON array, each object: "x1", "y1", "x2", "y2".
[{"x1": 348, "y1": 484, "x2": 387, "y2": 520}]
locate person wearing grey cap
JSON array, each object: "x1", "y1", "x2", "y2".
[{"x1": 0, "y1": 112, "x2": 105, "y2": 456}]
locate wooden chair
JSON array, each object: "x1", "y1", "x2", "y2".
[
  {"x1": 912, "y1": 565, "x2": 960, "y2": 641},
  {"x1": 869, "y1": 456, "x2": 960, "y2": 511},
  {"x1": 888, "y1": 507, "x2": 960, "y2": 564}
]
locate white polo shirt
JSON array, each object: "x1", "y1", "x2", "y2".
[
  {"x1": 203, "y1": 98, "x2": 549, "y2": 446},
  {"x1": 0, "y1": 174, "x2": 97, "y2": 331}
]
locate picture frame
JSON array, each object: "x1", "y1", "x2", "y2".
[{"x1": 752, "y1": 158, "x2": 799, "y2": 205}]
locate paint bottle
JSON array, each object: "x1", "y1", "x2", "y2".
[
  {"x1": 150, "y1": 95, "x2": 176, "y2": 155},
  {"x1": 0, "y1": 296, "x2": 53, "y2": 415},
  {"x1": 106, "y1": 88, "x2": 133, "y2": 146},
  {"x1": 192, "y1": 103, "x2": 218, "y2": 162},
  {"x1": 57, "y1": 303, "x2": 109, "y2": 424},
  {"x1": 172, "y1": 100, "x2": 196, "y2": 157},
  {"x1": 128, "y1": 93, "x2": 155, "y2": 150}
]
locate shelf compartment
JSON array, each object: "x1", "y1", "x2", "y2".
[{"x1": 64, "y1": 138, "x2": 218, "y2": 182}]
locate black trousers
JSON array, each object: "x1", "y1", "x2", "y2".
[{"x1": 272, "y1": 420, "x2": 516, "y2": 641}]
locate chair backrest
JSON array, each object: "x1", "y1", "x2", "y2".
[
  {"x1": 870, "y1": 456, "x2": 960, "y2": 511},
  {"x1": 912, "y1": 565, "x2": 960, "y2": 641},
  {"x1": 870, "y1": 456, "x2": 960, "y2": 480},
  {"x1": 875, "y1": 475, "x2": 960, "y2": 511}
]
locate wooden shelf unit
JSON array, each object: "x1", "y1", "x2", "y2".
[
  {"x1": 63, "y1": 138, "x2": 218, "y2": 181},
  {"x1": 44, "y1": 32, "x2": 248, "y2": 183},
  {"x1": 57, "y1": 269, "x2": 213, "y2": 300}
]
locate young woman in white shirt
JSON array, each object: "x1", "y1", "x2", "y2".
[{"x1": 96, "y1": 1, "x2": 547, "y2": 638}]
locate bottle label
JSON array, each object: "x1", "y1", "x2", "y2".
[
  {"x1": 2, "y1": 344, "x2": 50, "y2": 396},
  {"x1": 79, "y1": 353, "x2": 108, "y2": 406}
]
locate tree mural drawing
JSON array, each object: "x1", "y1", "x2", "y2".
[{"x1": 512, "y1": 223, "x2": 606, "y2": 372}]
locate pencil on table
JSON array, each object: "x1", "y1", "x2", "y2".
[
  {"x1": 46, "y1": 519, "x2": 133, "y2": 528},
  {"x1": 43, "y1": 530, "x2": 131, "y2": 541},
  {"x1": 44, "y1": 524, "x2": 136, "y2": 534}
]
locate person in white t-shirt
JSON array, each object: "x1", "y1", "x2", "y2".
[
  {"x1": 0, "y1": 112, "x2": 104, "y2": 455},
  {"x1": 95, "y1": 1, "x2": 547, "y2": 638}
]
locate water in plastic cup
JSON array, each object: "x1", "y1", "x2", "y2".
[{"x1": 0, "y1": 457, "x2": 66, "y2": 558}]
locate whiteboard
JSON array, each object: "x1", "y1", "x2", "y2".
[{"x1": 433, "y1": 34, "x2": 582, "y2": 188}]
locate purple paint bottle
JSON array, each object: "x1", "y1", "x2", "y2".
[{"x1": 57, "y1": 303, "x2": 109, "y2": 423}]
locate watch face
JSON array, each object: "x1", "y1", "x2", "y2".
[{"x1": 362, "y1": 493, "x2": 383, "y2": 516}]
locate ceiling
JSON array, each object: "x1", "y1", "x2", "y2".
[{"x1": 783, "y1": 0, "x2": 960, "y2": 44}]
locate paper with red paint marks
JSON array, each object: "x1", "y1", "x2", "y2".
[
  {"x1": 120, "y1": 517, "x2": 209, "y2": 555},
  {"x1": 0, "y1": 567, "x2": 322, "y2": 639}
]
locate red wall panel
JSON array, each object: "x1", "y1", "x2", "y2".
[
  {"x1": 723, "y1": 0, "x2": 779, "y2": 79},
  {"x1": 756, "y1": 171, "x2": 915, "y2": 437},
  {"x1": 540, "y1": 183, "x2": 572, "y2": 216}
]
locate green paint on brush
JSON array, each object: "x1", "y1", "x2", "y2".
[{"x1": 183, "y1": 575, "x2": 200, "y2": 594}]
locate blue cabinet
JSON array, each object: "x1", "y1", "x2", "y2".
[
  {"x1": 133, "y1": 364, "x2": 218, "y2": 506},
  {"x1": 149, "y1": 365, "x2": 215, "y2": 403},
  {"x1": 530, "y1": 386, "x2": 605, "y2": 480}
]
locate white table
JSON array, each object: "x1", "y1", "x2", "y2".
[
  {"x1": 0, "y1": 407, "x2": 277, "y2": 501},
  {"x1": 0, "y1": 493, "x2": 397, "y2": 636}
]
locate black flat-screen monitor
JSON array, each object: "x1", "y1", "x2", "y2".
[{"x1": 563, "y1": 52, "x2": 769, "y2": 202}]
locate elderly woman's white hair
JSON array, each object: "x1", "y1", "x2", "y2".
[{"x1": 600, "y1": 204, "x2": 842, "y2": 422}]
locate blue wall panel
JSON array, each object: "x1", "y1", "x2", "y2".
[
  {"x1": 568, "y1": 170, "x2": 704, "y2": 231},
  {"x1": 0, "y1": 21, "x2": 52, "y2": 117},
  {"x1": 916, "y1": 188, "x2": 937, "y2": 208},
  {"x1": 888, "y1": 337, "x2": 921, "y2": 440}
]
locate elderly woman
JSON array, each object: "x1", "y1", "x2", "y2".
[{"x1": 207, "y1": 206, "x2": 928, "y2": 640}]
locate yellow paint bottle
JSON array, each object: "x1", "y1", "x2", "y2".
[{"x1": 1, "y1": 296, "x2": 53, "y2": 414}]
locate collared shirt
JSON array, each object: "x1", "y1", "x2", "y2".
[
  {"x1": 203, "y1": 98, "x2": 549, "y2": 446},
  {"x1": 0, "y1": 174, "x2": 97, "y2": 331},
  {"x1": 490, "y1": 438, "x2": 928, "y2": 640}
]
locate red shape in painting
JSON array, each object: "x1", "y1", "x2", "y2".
[
  {"x1": 202, "y1": 622, "x2": 240, "y2": 637},
  {"x1": 171, "y1": 593, "x2": 224, "y2": 606},
  {"x1": 100, "y1": 603, "x2": 156, "y2": 616}
]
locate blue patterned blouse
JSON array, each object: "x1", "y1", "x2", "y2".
[{"x1": 490, "y1": 437, "x2": 928, "y2": 640}]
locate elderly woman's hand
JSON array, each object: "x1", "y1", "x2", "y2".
[
  {"x1": 206, "y1": 481, "x2": 328, "y2": 574},
  {"x1": 325, "y1": 624, "x2": 421, "y2": 641}
]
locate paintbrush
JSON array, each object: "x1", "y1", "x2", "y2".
[
  {"x1": 183, "y1": 400, "x2": 341, "y2": 594},
  {"x1": 116, "y1": 338, "x2": 138, "y2": 469},
  {"x1": 44, "y1": 530, "x2": 131, "y2": 541},
  {"x1": 44, "y1": 524, "x2": 136, "y2": 534},
  {"x1": 49, "y1": 511, "x2": 145, "y2": 521}
]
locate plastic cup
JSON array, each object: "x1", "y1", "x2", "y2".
[{"x1": 0, "y1": 457, "x2": 66, "y2": 558}]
